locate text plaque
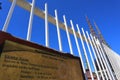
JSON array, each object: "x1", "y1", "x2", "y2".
[{"x1": 0, "y1": 40, "x2": 84, "y2": 80}]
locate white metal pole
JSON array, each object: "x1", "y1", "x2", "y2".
[
  {"x1": 98, "y1": 43, "x2": 115, "y2": 80},
  {"x1": 90, "y1": 34, "x2": 105, "y2": 80},
  {"x1": 26, "y1": 0, "x2": 35, "y2": 41},
  {"x1": 81, "y1": 28, "x2": 94, "y2": 80},
  {"x1": 45, "y1": 3, "x2": 49, "y2": 47},
  {"x1": 85, "y1": 31, "x2": 100, "y2": 80},
  {"x1": 55, "y1": 10, "x2": 62, "y2": 51},
  {"x1": 76, "y1": 25, "x2": 89, "y2": 80},
  {"x1": 95, "y1": 39, "x2": 112, "y2": 80},
  {"x1": 93, "y1": 37, "x2": 109, "y2": 80},
  {"x1": 94, "y1": 37, "x2": 112, "y2": 80},
  {"x1": 70, "y1": 22, "x2": 86, "y2": 73},
  {"x1": 2, "y1": 0, "x2": 17, "y2": 32},
  {"x1": 97, "y1": 39, "x2": 116, "y2": 80},
  {"x1": 63, "y1": 15, "x2": 73, "y2": 55}
]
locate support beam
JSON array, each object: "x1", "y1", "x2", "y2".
[{"x1": 9, "y1": 0, "x2": 86, "y2": 41}]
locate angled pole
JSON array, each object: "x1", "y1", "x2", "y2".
[
  {"x1": 81, "y1": 28, "x2": 94, "y2": 80},
  {"x1": 93, "y1": 37, "x2": 109, "y2": 80},
  {"x1": 88, "y1": 34, "x2": 105, "y2": 80},
  {"x1": 85, "y1": 31, "x2": 100, "y2": 80},
  {"x1": 70, "y1": 21, "x2": 85, "y2": 73},
  {"x1": 96, "y1": 39, "x2": 113, "y2": 80},
  {"x1": 45, "y1": 3, "x2": 49, "y2": 47},
  {"x1": 76, "y1": 25, "x2": 88, "y2": 80},
  {"x1": 96, "y1": 38, "x2": 113, "y2": 80},
  {"x1": 90, "y1": 34, "x2": 105, "y2": 80},
  {"x1": 97, "y1": 40, "x2": 116, "y2": 80},
  {"x1": 63, "y1": 15, "x2": 73, "y2": 55},
  {"x1": 27, "y1": 0, "x2": 35, "y2": 41},
  {"x1": 2, "y1": 0, "x2": 17, "y2": 32},
  {"x1": 55, "y1": 10, "x2": 62, "y2": 51}
]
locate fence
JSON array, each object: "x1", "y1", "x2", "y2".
[{"x1": 1, "y1": 0, "x2": 119, "y2": 80}]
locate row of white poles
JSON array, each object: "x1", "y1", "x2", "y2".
[
  {"x1": 96, "y1": 39, "x2": 116, "y2": 80},
  {"x1": 51, "y1": 5, "x2": 116, "y2": 79},
  {"x1": 72, "y1": 23, "x2": 85, "y2": 73},
  {"x1": 83, "y1": 30, "x2": 100, "y2": 80},
  {"x1": 90, "y1": 35, "x2": 105, "y2": 80},
  {"x1": 87, "y1": 33, "x2": 104, "y2": 80},
  {"x1": 94, "y1": 37, "x2": 116, "y2": 80},
  {"x1": 95, "y1": 38, "x2": 110, "y2": 80},
  {"x1": 2, "y1": 0, "x2": 116, "y2": 80}
]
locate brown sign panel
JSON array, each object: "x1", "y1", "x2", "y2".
[{"x1": 0, "y1": 31, "x2": 85, "y2": 80}]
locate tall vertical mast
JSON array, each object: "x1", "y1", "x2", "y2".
[
  {"x1": 94, "y1": 21, "x2": 109, "y2": 47},
  {"x1": 86, "y1": 16, "x2": 97, "y2": 37},
  {"x1": 45, "y1": 3, "x2": 49, "y2": 47}
]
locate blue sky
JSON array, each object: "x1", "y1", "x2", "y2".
[{"x1": 0, "y1": 0, "x2": 120, "y2": 56}]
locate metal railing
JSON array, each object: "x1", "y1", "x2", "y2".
[{"x1": 2, "y1": 0, "x2": 118, "y2": 80}]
